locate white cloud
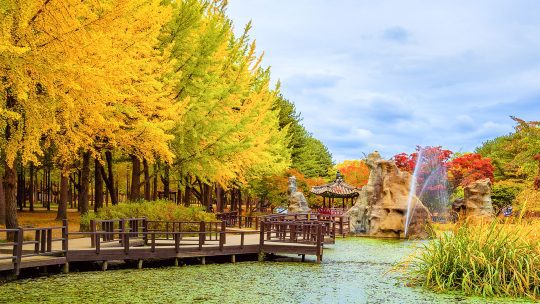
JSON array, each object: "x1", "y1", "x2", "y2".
[{"x1": 227, "y1": 0, "x2": 540, "y2": 162}]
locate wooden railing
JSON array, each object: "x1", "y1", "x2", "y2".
[
  {"x1": 262, "y1": 213, "x2": 349, "y2": 236},
  {"x1": 146, "y1": 220, "x2": 224, "y2": 243},
  {"x1": 0, "y1": 220, "x2": 68, "y2": 275},
  {"x1": 0, "y1": 228, "x2": 22, "y2": 275},
  {"x1": 317, "y1": 208, "x2": 347, "y2": 215},
  {"x1": 70, "y1": 225, "x2": 259, "y2": 255},
  {"x1": 89, "y1": 218, "x2": 147, "y2": 247},
  {"x1": 259, "y1": 220, "x2": 324, "y2": 262},
  {"x1": 216, "y1": 211, "x2": 260, "y2": 230}
]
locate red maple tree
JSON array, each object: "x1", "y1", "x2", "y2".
[{"x1": 447, "y1": 153, "x2": 494, "y2": 188}]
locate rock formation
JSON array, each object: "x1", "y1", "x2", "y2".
[
  {"x1": 287, "y1": 176, "x2": 310, "y2": 213},
  {"x1": 347, "y1": 152, "x2": 432, "y2": 239},
  {"x1": 454, "y1": 178, "x2": 494, "y2": 221}
]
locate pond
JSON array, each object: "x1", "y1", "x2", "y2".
[{"x1": 0, "y1": 238, "x2": 533, "y2": 303}]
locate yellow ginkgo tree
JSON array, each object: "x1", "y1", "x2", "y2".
[{"x1": 0, "y1": 0, "x2": 173, "y2": 226}]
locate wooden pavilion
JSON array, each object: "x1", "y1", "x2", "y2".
[{"x1": 311, "y1": 171, "x2": 359, "y2": 210}]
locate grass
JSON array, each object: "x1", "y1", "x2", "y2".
[{"x1": 401, "y1": 220, "x2": 540, "y2": 300}]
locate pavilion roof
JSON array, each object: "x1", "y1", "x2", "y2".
[{"x1": 310, "y1": 176, "x2": 360, "y2": 198}]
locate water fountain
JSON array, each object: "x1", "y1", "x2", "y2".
[
  {"x1": 347, "y1": 151, "x2": 434, "y2": 239},
  {"x1": 404, "y1": 146, "x2": 451, "y2": 237}
]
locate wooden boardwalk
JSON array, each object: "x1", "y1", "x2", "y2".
[{"x1": 0, "y1": 213, "x2": 343, "y2": 276}]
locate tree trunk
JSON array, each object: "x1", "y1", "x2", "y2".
[
  {"x1": 79, "y1": 151, "x2": 91, "y2": 215},
  {"x1": 183, "y1": 183, "x2": 191, "y2": 207},
  {"x1": 29, "y1": 163, "x2": 34, "y2": 211},
  {"x1": 3, "y1": 92, "x2": 18, "y2": 235},
  {"x1": 0, "y1": 175, "x2": 6, "y2": 225},
  {"x1": 99, "y1": 151, "x2": 118, "y2": 205},
  {"x1": 206, "y1": 184, "x2": 213, "y2": 212},
  {"x1": 161, "y1": 164, "x2": 170, "y2": 199},
  {"x1": 16, "y1": 164, "x2": 24, "y2": 211},
  {"x1": 143, "y1": 159, "x2": 151, "y2": 201},
  {"x1": 94, "y1": 158, "x2": 103, "y2": 212},
  {"x1": 238, "y1": 189, "x2": 243, "y2": 215},
  {"x1": 215, "y1": 184, "x2": 222, "y2": 212},
  {"x1": 56, "y1": 174, "x2": 68, "y2": 220},
  {"x1": 152, "y1": 163, "x2": 158, "y2": 201},
  {"x1": 46, "y1": 168, "x2": 51, "y2": 211},
  {"x1": 3, "y1": 164, "x2": 18, "y2": 238},
  {"x1": 230, "y1": 189, "x2": 236, "y2": 212},
  {"x1": 129, "y1": 154, "x2": 141, "y2": 201},
  {"x1": 68, "y1": 174, "x2": 73, "y2": 208}
]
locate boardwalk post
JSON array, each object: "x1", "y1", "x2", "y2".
[
  {"x1": 142, "y1": 217, "x2": 148, "y2": 245},
  {"x1": 40, "y1": 229, "x2": 46, "y2": 253},
  {"x1": 316, "y1": 224, "x2": 322, "y2": 263},
  {"x1": 124, "y1": 232, "x2": 129, "y2": 254},
  {"x1": 34, "y1": 230, "x2": 40, "y2": 253},
  {"x1": 90, "y1": 219, "x2": 96, "y2": 248},
  {"x1": 119, "y1": 219, "x2": 126, "y2": 245},
  {"x1": 199, "y1": 221, "x2": 205, "y2": 247},
  {"x1": 174, "y1": 233, "x2": 179, "y2": 253},
  {"x1": 62, "y1": 219, "x2": 69, "y2": 272},
  {"x1": 340, "y1": 216, "x2": 344, "y2": 236},
  {"x1": 221, "y1": 221, "x2": 226, "y2": 244},
  {"x1": 258, "y1": 221, "x2": 265, "y2": 262},
  {"x1": 46, "y1": 229, "x2": 52, "y2": 252},
  {"x1": 95, "y1": 232, "x2": 101, "y2": 254},
  {"x1": 219, "y1": 231, "x2": 224, "y2": 251},
  {"x1": 62, "y1": 219, "x2": 68, "y2": 254},
  {"x1": 13, "y1": 228, "x2": 23, "y2": 276}
]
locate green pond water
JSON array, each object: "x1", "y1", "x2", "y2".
[{"x1": 0, "y1": 238, "x2": 534, "y2": 304}]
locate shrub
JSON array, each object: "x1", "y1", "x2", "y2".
[
  {"x1": 402, "y1": 221, "x2": 540, "y2": 300},
  {"x1": 491, "y1": 180, "x2": 524, "y2": 213},
  {"x1": 80, "y1": 200, "x2": 216, "y2": 231}
]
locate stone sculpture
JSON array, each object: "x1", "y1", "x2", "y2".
[
  {"x1": 287, "y1": 175, "x2": 310, "y2": 213},
  {"x1": 347, "y1": 151, "x2": 432, "y2": 239}
]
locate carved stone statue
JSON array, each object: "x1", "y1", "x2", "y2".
[
  {"x1": 287, "y1": 175, "x2": 310, "y2": 213},
  {"x1": 288, "y1": 175, "x2": 297, "y2": 195}
]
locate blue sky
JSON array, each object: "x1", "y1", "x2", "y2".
[{"x1": 226, "y1": 0, "x2": 540, "y2": 162}]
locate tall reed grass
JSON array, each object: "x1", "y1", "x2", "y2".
[{"x1": 402, "y1": 220, "x2": 540, "y2": 300}]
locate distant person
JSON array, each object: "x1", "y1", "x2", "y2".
[{"x1": 503, "y1": 206, "x2": 513, "y2": 217}]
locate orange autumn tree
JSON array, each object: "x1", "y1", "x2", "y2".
[{"x1": 335, "y1": 160, "x2": 370, "y2": 188}]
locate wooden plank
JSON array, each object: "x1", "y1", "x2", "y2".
[{"x1": 19, "y1": 257, "x2": 67, "y2": 269}]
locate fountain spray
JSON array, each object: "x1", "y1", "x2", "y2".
[{"x1": 404, "y1": 147, "x2": 424, "y2": 238}]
